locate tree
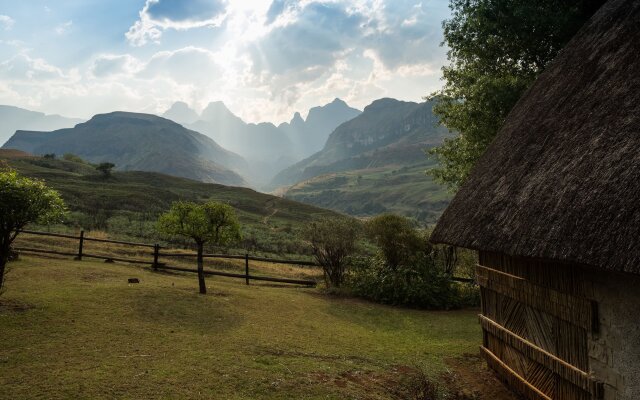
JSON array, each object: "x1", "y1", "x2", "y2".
[
  {"x1": 304, "y1": 218, "x2": 360, "y2": 288},
  {"x1": 0, "y1": 170, "x2": 66, "y2": 294},
  {"x1": 429, "y1": 0, "x2": 605, "y2": 189},
  {"x1": 96, "y1": 162, "x2": 115, "y2": 178},
  {"x1": 157, "y1": 201, "x2": 241, "y2": 294},
  {"x1": 365, "y1": 214, "x2": 426, "y2": 270}
]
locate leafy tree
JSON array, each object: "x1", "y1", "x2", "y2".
[
  {"x1": 429, "y1": 0, "x2": 605, "y2": 189},
  {"x1": 365, "y1": 214, "x2": 425, "y2": 271},
  {"x1": 304, "y1": 218, "x2": 360, "y2": 288},
  {"x1": 157, "y1": 201, "x2": 241, "y2": 294},
  {"x1": 43, "y1": 153, "x2": 56, "y2": 159},
  {"x1": 0, "y1": 170, "x2": 66, "y2": 294},
  {"x1": 96, "y1": 162, "x2": 115, "y2": 177}
]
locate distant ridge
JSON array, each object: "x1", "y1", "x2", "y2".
[
  {"x1": 3, "y1": 111, "x2": 249, "y2": 186},
  {"x1": 0, "y1": 105, "x2": 83, "y2": 147},
  {"x1": 271, "y1": 98, "x2": 448, "y2": 188},
  {"x1": 160, "y1": 99, "x2": 361, "y2": 187}
]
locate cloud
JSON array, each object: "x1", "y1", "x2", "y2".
[
  {"x1": 0, "y1": 54, "x2": 66, "y2": 81},
  {"x1": 126, "y1": 0, "x2": 228, "y2": 46},
  {"x1": 0, "y1": 15, "x2": 14, "y2": 31},
  {"x1": 137, "y1": 46, "x2": 223, "y2": 84},
  {"x1": 250, "y1": 2, "x2": 365, "y2": 75},
  {"x1": 55, "y1": 20, "x2": 73, "y2": 35},
  {"x1": 91, "y1": 54, "x2": 142, "y2": 77}
]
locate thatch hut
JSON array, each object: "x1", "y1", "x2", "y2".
[{"x1": 430, "y1": 0, "x2": 640, "y2": 399}]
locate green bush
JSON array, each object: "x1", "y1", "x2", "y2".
[{"x1": 347, "y1": 254, "x2": 474, "y2": 309}]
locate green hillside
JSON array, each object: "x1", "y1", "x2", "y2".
[
  {"x1": 2, "y1": 112, "x2": 249, "y2": 187},
  {"x1": 283, "y1": 161, "x2": 451, "y2": 224},
  {"x1": 1, "y1": 151, "x2": 341, "y2": 256}
]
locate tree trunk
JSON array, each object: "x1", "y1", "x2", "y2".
[
  {"x1": 0, "y1": 242, "x2": 10, "y2": 295},
  {"x1": 197, "y1": 242, "x2": 206, "y2": 295}
]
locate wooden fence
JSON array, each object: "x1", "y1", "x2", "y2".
[{"x1": 15, "y1": 229, "x2": 318, "y2": 287}]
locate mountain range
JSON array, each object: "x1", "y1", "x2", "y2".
[
  {"x1": 3, "y1": 112, "x2": 248, "y2": 186},
  {"x1": 0, "y1": 98, "x2": 452, "y2": 222},
  {"x1": 272, "y1": 98, "x2": 448, "y2": 187},
  {"x1": 272, "y1": 98, "x2": 453, "y2": 223},
  {"x1": 0, "y1": 105, "x2": 84, "y2": 147},
  {"x1": 163, "y1": 99, "x2": 361, "y2": 186}
]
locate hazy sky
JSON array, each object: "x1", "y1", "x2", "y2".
[{"x1": 0, "y1": 0, "x2": 451, "y2": 124}]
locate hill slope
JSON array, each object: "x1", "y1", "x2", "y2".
[
  {"x1": 271, "y1": 99, "x2": 449, "y2": 187},
  {"x1": 1, "y1": 151, "x2": 341, "y2": 255},
  {"x1": 271, "y1": 98, "x2": 452, "y2": 223},
  {"x1": 3, "y1": 112, "x2": 249, "y2": 186},
  {"x1": 0, "y1": 105, "x2": 83, "y2": 147}
]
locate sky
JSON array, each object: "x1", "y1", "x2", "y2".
[{"x1": 0, "y1": 0, "x2": 451, "y2": 124}]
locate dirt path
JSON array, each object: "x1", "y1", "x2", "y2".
[
  {"x1": 444, "y1": 354, "x2": 520, "y2": 399},
  {"x1": 263, "y1": 207, "x2": 278, "y2": 225}
]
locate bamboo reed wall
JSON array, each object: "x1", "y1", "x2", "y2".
[{"x1": 477, "y1": 251, "x2": 604, "y2": 400}]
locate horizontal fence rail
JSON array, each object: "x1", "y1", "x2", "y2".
[
  {"x1": 16, "y1": 229, "x2": 319, "y2": 287},
  {"x1": 15, "y1": 229, "x2": 475, "y2": 288}
]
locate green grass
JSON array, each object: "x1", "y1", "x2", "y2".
[
  {"x1": 0, "y1": 256, "x2": 481, "y2": 399},
  {"x1": 1, "y1": 153, "x2": 343, "y2": 257},
  {"x1": 284, "y1": 162, "x2": 451, "y2": 224}
]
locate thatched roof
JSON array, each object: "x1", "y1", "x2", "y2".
[{"x1": 431, "y1": 0, "x2": 640, "y2": 274}]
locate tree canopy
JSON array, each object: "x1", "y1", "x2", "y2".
[
  {"x1": 157, "y1": 201, "x2": 241, "y2": 294},
  {"x1": 429, "y1": 0, "x2": 605, "y2": 189},
  {"x1": 0, "y1": 169, "x2": 66, "y2": 293}
]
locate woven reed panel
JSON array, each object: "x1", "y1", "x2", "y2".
[{"x1": 477, "y1": 251, "x2": 602, "y2": 399}]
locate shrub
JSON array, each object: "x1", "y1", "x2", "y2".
[
  {"x1": 304, "y1": 217, "x2": 361, "y2": 288},
  {"x1": 347, "y1": 254, "x2": 468, "y2": 309}
]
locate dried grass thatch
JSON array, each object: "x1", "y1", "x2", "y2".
[{"x1": 431, "y1": 0, "x2": 640, "y2": 274}]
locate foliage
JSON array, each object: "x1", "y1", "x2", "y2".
[
  {"x1": 365, "y1": 214, "x2": 424, "y2": 270},
  {"x1": 157, "y1": 201, "x2": 241, "y2": 247},
  {"x1": 96, "y1": 162, "x2": 115, "y2": 177},
  {"x1": 0, "y1": 169, "x2": 65, "y2": 294},
  {"x1": 62, "y1": 153, "x2": 86, "y2": 164},
  {"x1": 429, "y1": 0, "x2": 605, "y2": 189},
  {"x1": 157, "y1": 200, "x2": 241, "y2": 294},
  {"x1": 43, "y1": 153, "x2": 56, "y2": 159},
  {"x1": 304, "y1": 217, "x2": 361, "y2": 288},
  {"x1": 350, "y1": 215, "x2": 479, "y2": 309},
  {"x1": 347, "y1": 254, "x2": 475, "y2": 309}
]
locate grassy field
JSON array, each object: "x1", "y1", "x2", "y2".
[
  {"x1": 1, "y1": 150, "x2": 343, "y2": 257},
  {"x1": 0, "y1": 255, "x2": 515, "y2": 400},
  {"x1": 283, "y1": 162, "x2": 451, "y2": 225}
]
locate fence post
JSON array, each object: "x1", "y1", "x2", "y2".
[
  {"x1": 153, "y1": 244, "x2": 159, "y2": 270},
  {"x1": 76, "y1": 230, "x2": 84, "y2": 261},
  {"x1": 245, "y1": 253, "x2": 249, "y2": 285}
]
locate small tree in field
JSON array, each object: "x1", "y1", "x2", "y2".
[
  {"x1": 96, "y1": 162, "x2": 115, "y2": 178},
  {"x1": 0, "y1": 170, "x2": 65, "y2": 295},
  {"x1": 304, "y1": 217, "x2": 360, "y2": 288},
  {"x1": 365, "y1": 214, "x2": 425, "y2": 270},
  {"x1": 157, "y1": 201, "x2": 241, "y2": 294}
]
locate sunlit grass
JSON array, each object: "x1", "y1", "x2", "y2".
[{"x1": 0, "y1": 256, "x2": 481, "y2": 399}]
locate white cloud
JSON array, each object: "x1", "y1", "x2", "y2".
[
  {"x1": 55, "y1": 20, "x2": 73, "y2": 35},
  {"x1": 126, "y1": 0, "x2": 228, "y2": 46},
  {"x1": 0, "y1": 54, "x2": 66, "y2": 81},
  {"x1": 0, "y1": 15, "x2": 15, "y2": 31},
  {"x1": 91, "y1": 54, "x2": 142, "y2": 77}
]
